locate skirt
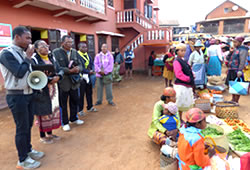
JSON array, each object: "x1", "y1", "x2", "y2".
[
  {"x1": 163, "y1": 66, "x2": 174, "y2": 80},
  {"x1": 243, "y1": 66, "x2": 250, "y2": 82},
  {"x1": 153, "y1": 131, "x2": 167, "y2": 146},
  {"x1": 207, "y1": 56, "x2": 221, "y2": 76},
  {"x1": 174, "y1": 84, "x2": 194, "y2": 112},
  {"x1": 192, "y1": 63, "x2": 206, "y2": 85},
  {"x1": 38, "y1": 83, "x2": 61, "y2": 132}
]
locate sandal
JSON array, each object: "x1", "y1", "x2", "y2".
[
  {"x1": 48, "y1": 135, "x2": 61, "y2": 141},
  {"x1": 40, "y1": 137, "x2": 53, "y2": 144}
]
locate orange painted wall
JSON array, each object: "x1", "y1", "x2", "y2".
[{"x1": 206, "y1": 1, "x2": 247, "y2": 19}]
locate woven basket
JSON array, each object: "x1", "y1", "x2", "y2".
[
  {"x1": 160, "y1": 152, "x2": 177, "y2": 170},
  {"x1": 215, "y1": 101, "x2": 239, "y2": 119},
  {"x1": 195, "y1": 99, "x2": 211, "y2": 113}
]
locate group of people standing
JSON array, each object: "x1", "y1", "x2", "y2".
[
  {"x1": 161, "y1": 35, "x2": 250, "y2": 104},
  {"x1": 0, "y1": 26, "x2": 135, "y2": 169}
]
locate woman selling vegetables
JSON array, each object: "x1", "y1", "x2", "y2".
[{"x1": 177, "y1": 108, "x2": 216, "y2": 170}]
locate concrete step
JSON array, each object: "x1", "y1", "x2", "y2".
[{"x1": 0, "y1": 89, "x2": 7, "y2": 110}]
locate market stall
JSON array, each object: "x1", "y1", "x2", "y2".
[{"x1": 160, "y1": 84, "x2": 250, "y2": 170}]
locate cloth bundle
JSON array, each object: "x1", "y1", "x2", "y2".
[{"x1": 207, "y1": 76, "x2": 226, "y2": 86}]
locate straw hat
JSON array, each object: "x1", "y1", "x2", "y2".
[{"x1": 176, "y1": 43, "x2": 186, "y2": 50}]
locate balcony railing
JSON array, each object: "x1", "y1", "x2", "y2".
[
  {"x1": 146, "y1": 28, "x2": 172, "y2": 41},
  {"x1": 116, "y1": 9, "x2": 157, "y2": 29},
  {"x1": 79, "y1": 0, "x2": 105, "y2": 14}
]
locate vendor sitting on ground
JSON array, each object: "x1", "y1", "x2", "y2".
[
  {"x1": 148, "y1": 87, "x2": 180, "y2": 146},
  {"x1": 159, "y1": 102, "x2": 179, "y2": 142},
  {"x1": 177, "y1": 108, "x2": 216, "y2": 170}
]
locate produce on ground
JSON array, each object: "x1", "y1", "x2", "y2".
[
  {"x1": 224, "y1": 118, "x2": 250, "y2": 134},
  {"x1": 227, "y1": 129, "x2": 250, "y2": 152},
  {"x1": 201, "y1": 127, "x2": 223, "y2": 137}
]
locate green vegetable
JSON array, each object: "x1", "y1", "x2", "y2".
[
  {"x1": 201, "y1": 127, "x2": 223, "y2": 137},
  {"x1": 227, "y1": 129, "x2": 250, "y2": 152}
]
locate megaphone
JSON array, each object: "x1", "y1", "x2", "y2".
[{"x1": 27, "y1": 71, "x2": 48, "y2": 90}]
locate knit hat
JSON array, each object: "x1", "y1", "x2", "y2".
[
  {"x1": 175, "y1": 43, "x2": 186, "y2": 50},
  {"x1": 233, "y1": 36, "x2": 245, "y2": 43},
  {"x1": 162, "y1": 102, "x2": 178, "y2": 115},
  {"x1": 163, "y1": 87, "x2": 176, "y2": 97},
  {"x1": 185, "y1": 108, "x2": 206, "y2": 123}
]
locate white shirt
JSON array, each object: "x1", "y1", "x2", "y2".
[
  {"x1": 207, "y1": 45, "x2": 223, "y2": 61},
  {"x1": 188, "y1": 49, "x2": 205, "y2": 65}
]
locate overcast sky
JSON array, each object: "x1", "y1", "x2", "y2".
[{"x1": 158, "y1": 0, "x2": 250, "y2": 26}]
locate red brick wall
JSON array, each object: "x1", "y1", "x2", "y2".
[{"x1": 206, "y1": 1, "x2": 247, "y2": 19}]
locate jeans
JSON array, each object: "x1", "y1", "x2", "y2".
[
  {"x1": 6, "y1": 94, "x2": 34, "y2": 162},
  {"x1": 79, "y1": 80, "x2": 93, "y2": 111},
  {"x1": 96, "y1": 77, "x2": 113, "y2": 103},
  {"x1": 59, "y1": 89, "x2": 78, "y2": 125}
]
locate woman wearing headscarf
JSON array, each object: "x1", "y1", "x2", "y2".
[
  {"x1": 32, "y1": 40, "x2": 64, "y2": 144},
  {"x1": 148, "y1": 87, "x2": 180, "y2": 146}
]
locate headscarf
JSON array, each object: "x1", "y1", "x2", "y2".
[
  {"x1": 185, "y1": 108, "x2": 205, "y2": 123},
  {"x1": 163, "y1": 87, "x2": 176, "y2": 97}
]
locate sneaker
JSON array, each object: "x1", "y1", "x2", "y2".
[
  {"x1": 62, "y1": 124, "x2": 71, "y2": 131},
  {"x1": 95, "y1": 102, "x2": 102, "y2": 106},
  {"x1": 70, "y1": 119, "x2": 84, "y2": 125},
  {"x1": 16, "y1": 156, "x2": 41, "y2": 169},
  {"x1": 28, "y1": 149, "x2": 45, "y2": 160},
  {"x1": 40, "y1": 137, "x2": 53, "y2": 144},
  {"x1": 87, "y1": 107, "x2": 98, "y2": 112},
  {"x1": 108, "y1": 102, "x2": 116, "y2": 106},
  {"x1": 78, "y1": 110, "x2": 86, "y2": 116}
]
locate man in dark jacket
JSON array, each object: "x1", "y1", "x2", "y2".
[
  {"x1": 53, "y1": 35, "x2": 84, "y2": 131},
  {"x1": 77, "y1": 42, "x2": 97, "y2": 116}
]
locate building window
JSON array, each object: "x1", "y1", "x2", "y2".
[
  {"x1": 223, "y1": 19, "x2": 245, "y2": 34},
  {"x1": 111, "y1": 37, "x2": 119, "y2": 52},
  {"x1": 98, "y1": 35, "x2": 107, "y2": 52},
  {"x1": 144, "y1": 2, "x2": 152, "y2": 19},
  {"x1": 224, "y1": 8, "x2": 229, "y2": 13},
  {"x1": 108, "y1": 0, "x2": 113, "y2": 7},
  {"x1": 202, "y1": 21, "x2": 219, "y2": 35},
  {"x1": 124, "y1": 0, "x2": 136, "y2": 9}
]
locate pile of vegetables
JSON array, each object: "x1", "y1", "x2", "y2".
[
  {"x1": 227, "y1": 129, "x2": 250, "y2": 152},
  {"x1": 201, "y1": 127, "x2": 223, "y2": 137}
]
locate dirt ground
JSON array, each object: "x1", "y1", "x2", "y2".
[{"x1": 0, "y1": 74, "x2": 249, "y2": 170}]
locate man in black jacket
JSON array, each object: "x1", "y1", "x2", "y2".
[{"x1": 53, "y1": 35, "x2": 84, "y2": 131}]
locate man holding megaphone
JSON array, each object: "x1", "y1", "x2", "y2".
[
  {"x1": 53, "y1": 35, "x2": 84, "y2": 132},
  {"x1": 0, "y1": 26, "x2": 44, "y2": 169}
]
